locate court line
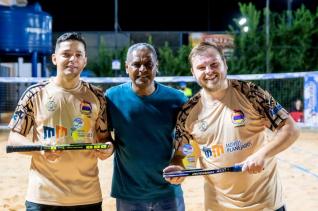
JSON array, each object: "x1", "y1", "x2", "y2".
[{"x1": 278, "y1": 158, "x2": 318, "y2": 179}]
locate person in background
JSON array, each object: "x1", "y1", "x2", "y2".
[
  {"x1": 164, "y1": 41, "x2": 300, "y2": 211},
  {"x1": 290, "y1": 99, "x2": 304, "y2": 122},
  {"x1": 7, "y1": 32, "x2": 113, "y2": 211},
  {"x1": 105, "y1": 43, "x2": 187, "y2": 211},
  {"x1": 179, "y1": 81, "x2": 193, "y2": 98}
]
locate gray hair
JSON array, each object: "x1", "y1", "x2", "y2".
[{"x1": 126, "y1": 43, "x2": 158, "y2": 62}]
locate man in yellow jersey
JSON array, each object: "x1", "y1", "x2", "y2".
[
  {"x1": 179, "y1": 81, "x2": 193, "y2": 98},
  {"x1": 165, "y1": 42, "x2": 300, "y2": 211},
  {"x1": 7, "y1": 32, "x2": 113, "y2": 211}
]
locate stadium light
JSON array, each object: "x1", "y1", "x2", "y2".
[
  {"x1": 238, "y1": 17, "x2": 247, "y2": 26},
  {"x1": 237, "y1": 17, "x2": 248, "y2": 33},
  {"x1": 243, "y1": 26, "x2": 249, "y2": 32}
]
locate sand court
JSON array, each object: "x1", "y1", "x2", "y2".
[{"x1": 1, "y1": 130, "x2": 318, "y2": 211}]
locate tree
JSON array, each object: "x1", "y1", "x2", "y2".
[{"x1": 228, "y1": 3, "x2": 264, "y2": 74}]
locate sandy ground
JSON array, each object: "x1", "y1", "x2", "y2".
[{"x1": 1, "y1": 130, "x2": 318, "y2": 211}]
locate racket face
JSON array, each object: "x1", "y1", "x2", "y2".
[
  {"x1": 6, "y1": 143, "x2": 111, "y2": 153},
  {"x1": 163, "y1": 165, "x2": 242, "y2": 178}
]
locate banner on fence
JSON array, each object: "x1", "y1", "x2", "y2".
[{"x1": 304, "y1": 73, "x2": 318, "y2": 127}]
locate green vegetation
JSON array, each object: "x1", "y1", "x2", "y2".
[
  {"x1": 228, "y1": 3, "x2": 318, "y2": 74},
  {"x1": 87, "y1": 3, "x2": 318, "y2": 77}
]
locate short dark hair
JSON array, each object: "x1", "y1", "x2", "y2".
[
  {"x1": 55, "y1": 32, "x2": 87, "y2": 52},
  {"x1": 188, "y1": 41, "x2": 225, "y2": 66}
]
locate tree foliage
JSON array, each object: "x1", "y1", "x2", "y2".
[
  {"x1": 88, "y1": 3, "x2": 318, "y2": 77},
  {"x1": 228, "y1": 3, "x2": 318, "y2": 74}
]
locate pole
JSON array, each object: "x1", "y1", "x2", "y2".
[
  {"x1": 114, "y1": 0, "x2": 119, "y2": 33},
  {"x1": 114, "y1": 0, "x2": 119, "y2": 76},
  {"x1": 287, "y1": 0, "x2": 293, "y2": 27},
  {"x1": 265, "y1": 0, "x2": 271, "y2": 91},
  {"x1": 266, "y1": 0, "x2": 270, "y2": 74},
  {"x1": 32, "y1": 51, "x2": 38, "y2": 77}
]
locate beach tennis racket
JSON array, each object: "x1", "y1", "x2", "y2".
[
  {"x1": 163, "y1": 165, "x2": 242, "y2": 178},
  {"x1": 6, "y1": 143, "x2": 111, "y2": 153}
]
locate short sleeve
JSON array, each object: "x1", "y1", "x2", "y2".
[
  {"x1": 233, "y1": 80, "x2": 289, "y2": 131},
  {"x1": 174, "y1": 94, "x2": 200, "y2": 156},
  {"x1": 90, "y1": 85, "x2": 109, "y2": 142},
  {"x1": 8, "y1": 88, "x2": 35, "y2": 136}
]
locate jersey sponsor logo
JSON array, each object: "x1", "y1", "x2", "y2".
[
  {"x1": 270, "y1": 103, "x2": 283, "y2": 116},
  {"x1": 43, "y1": 125, "x2": 68, "y2": 140},
  {"x1": 43, "y1": 126, "x2": 55, "y2": 139},
  {"x1": 43, "y1": 124, "x2": 93, "y2": 143},
  {"x1": 56, "y1": 125, "x2": 67, "y2": 138},
  {"x1": 198, "y1": 120, "x2": 208, "y2": 131},
  {"x1": 225, "y1": 140, "x2": 252, "y2": 152},
  {"x1": 80, "y1": 100, "x2": 92, "y2": 115},
  {"x1": 73, "y1": 117, "x2": 84, "y2": 129},
  {"x1": 46, "y1": 99, "x2": 57, "y2": 112},
  {"x1": 12, "y1": 110, "x2": 24, "y2": 123},
  {"x1": 232, "y1": 109, "x2": 245, "y2": 127},
  {"x1": 201, "y1": 144, "x2": 224, "y2": 158},
  {"x1": 182, "y1": 144, "x2": 194, "y2": 155},
  {"x1": 71, "y1": 115, "x2": 93, "y2": 142}
]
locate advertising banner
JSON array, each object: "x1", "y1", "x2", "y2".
[{"x1": 304, "y1": 74, "x2": 318, "y2": 126}]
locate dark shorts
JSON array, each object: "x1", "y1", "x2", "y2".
[
  {"x1": 25, "y1": 201, "x2": 102, "y2": 211},
  {"x1": 276, "y1": 205, "x2": 286, "y2": 211},
  {"x1": 116, "y1": 196, "x2": 185, "y2": 211}
]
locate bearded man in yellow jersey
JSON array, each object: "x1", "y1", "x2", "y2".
[
  {"x1": 165, "y1": 42, "x2": 300, "y2": 211},
  {"x1": 7, "y1": 32, "x2": 113, "y2": 211}
]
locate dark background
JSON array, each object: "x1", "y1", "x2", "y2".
[{"x1": 28, "y1": 0, "x2": 318, "y2": 32}]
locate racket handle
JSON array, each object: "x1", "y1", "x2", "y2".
[
  {"x1": 6, "y1": 145, "x2": 42, "y2": 153},
  {"x1": 232, "y1": 165, "x2": 243, "y2": 172}
]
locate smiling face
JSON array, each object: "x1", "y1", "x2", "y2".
[
  {"x1": 126, "y1": 46, "x2": 158, "y2": 91},
  {"x1": 190, "y1": 47, "x2": 228, "y2": 92},
  {"x1": 52, "y1": 40, "x2": 87, "y2": 81}
]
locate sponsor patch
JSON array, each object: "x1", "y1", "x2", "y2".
[
  {"x1": 231, "y1": 109, "x2": 245, "y2": 127},
  {"x1": 198, "y1": 120, "x2": 208, "y2": 131},
  {"x1": 270, "y1": 103, "x2": 283, "y2": 116},
  {"x1": 182, "y1": 144, "x2": 194, "y2": 155},
  {"x1": 73, "y1": 117, "x2": 84, "y2": 129},
  {"x1": 46, "y1": 99, "x2": 57, "y2": 112},
  {"x1": 80, "y1": 100, "x2": 92, "y2": 115}
]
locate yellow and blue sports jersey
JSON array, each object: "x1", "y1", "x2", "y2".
[
  {"x1": 175, "y1": 79, "x2": 289, "y2": 211},
  {"x1": 105, "y1": 81, "x2": 188, "y2": 201},
  {"x1": 9, "y1": 78, "x2": 108, "y2": 206}
]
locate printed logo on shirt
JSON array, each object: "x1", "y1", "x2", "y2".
[
  {"x1": 270, "y1": 103, "x2": 283, "y2": 116},
  {"x1": 198, "y1": 120, "x2": 208, "y2": 132},
  {"x1": 46, "y1": 98, "x2": 57, "y2": 112},
  {"x1": 225, "y1": 140, "x2": 252, "y2": 153},
  {"x1": 73, "y1": 117, "x2": 84, "y2": 129},
  {"x1": 43, "y1": 124, "x2": 93, "y2": 143},
  {"x1": 80, "y1": 100, "x2": 92, "y2": 115},
  {"x1": 43, "y1": 126, "x2": 55, "y2": 139},
  {"x1": 201, "y1": 144, "x2": 224, "y2": 159},
  {"x1": 182, "y1": 144, "x2": 194, "y2": 155},
  {"x1": 56, "y1": 125, "x2": 67, "y2": 139},
  {"x1": 71, "y1": 115, "x2": 93, "y2": 142},
  {"x1": 231, "y1": 109, "x2": 245, "y2": 127},
  {"x1": 43, "y1": 125, "x2": 67, "y2": 139},
  {"x1": 11, "y1": 110, "x2": 24, "y2": 123}
]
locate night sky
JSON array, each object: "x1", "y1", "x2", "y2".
[{"x1": 28, "y1": 0, "x2": 318, "y2": 32}]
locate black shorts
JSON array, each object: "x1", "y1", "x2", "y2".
[{"x1": 25, "y1": 200, "x2": 102, "y2": 211}]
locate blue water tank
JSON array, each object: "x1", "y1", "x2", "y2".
[{"x1": 0, "y1": 3, "x2": 52, "y2": 55}]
